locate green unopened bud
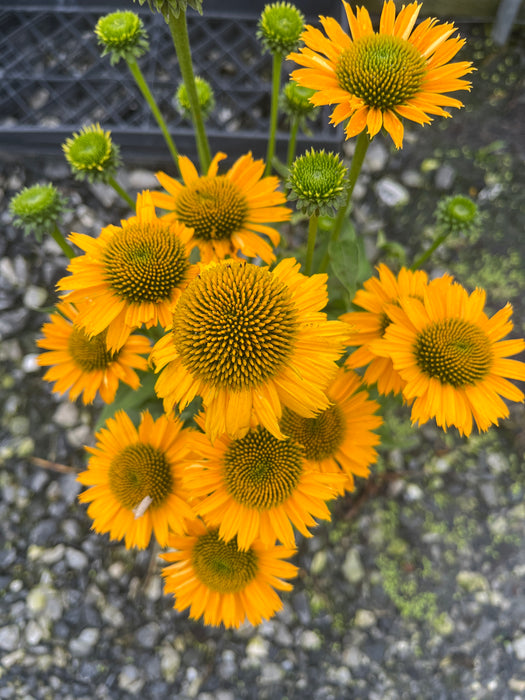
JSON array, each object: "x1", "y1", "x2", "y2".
[
  {"x1": 287, "y1": 149, "x2": 348, "y2": 216},
  {"x1": 281, "y1": 82, "x2": 318, "y2": 124},
  {"x1": 95, "y1": 11, "x2": 149, "y2": 65},
  {"x1": 435, "y1": 194, "x2": 481, "y2": 240},
  {"x1": 63, "y1": 123, "x2": 121, "y2": 183},
  {"x1": 257, "y1": 2, "x2": 305, "y2": 55},
  {"x1": 133, "y1": 0, "x2": 203, "y2": 21},
  {"x1": 175, "y1": 76, "x2": 215, "y2": 121},
  {"x1": 9, "y1": 183, "x2": 68, "y2": 241}
]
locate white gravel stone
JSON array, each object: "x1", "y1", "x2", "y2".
[
  {"x1": 118, "y1": 664, "x2": 145, "y2": 694},
  {"x1": 159, "y1": 644, "x2": 181, "y2": 683},
  {"x1": 23, "y1": 285, "x2": 48, "y2": 309},
  {"x1": 21, "y1": 353, "x2": 40, "y2": 373},
  {"x1": 25, "y1": 620, "x2": 45, "y2": 646},
  {"x1": 0, "y1": 625, "x2": 20, "y2": 651},
  {"x1": 64, "y1": 547, "x2": 89, "y2": 570},
  {"x1": 354, "y1": 609, "x2": 377, "y2": 628},
  {"x1": 342, "y1": 547, "x2": 365, "y2": 584},
  {"x1": 299, "y1": 630, "x2": 322, "y2": 651},
  {"x1": 246, "y1": 635, "x2": 269, "y2": 661},
  {"x1": 53, "y1": 402, "x2": 79, "y2": 428},
  {"x1": 375, "y1": 177, "x2": 410, "y2": 207},
  {"x1": 513, "y1": 635, "x2": 525, "y2": 660},
  {"x1": 70, "y1": 627, "x2": 100, "y2": 657}
]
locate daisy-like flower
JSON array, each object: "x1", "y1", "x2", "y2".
[
  {"x1": 370, "y1": 276, "x2": 525, "y2": 436},
  {"x1": 151, "y1": 258, "x2": 350, "y2": 441},
  {"x1": 161, "y1": 520, "x2": 298, "y2": 628},
  {"x1": 57, "y1": 191, "x2": 193, "y2": 352},
  {"x1": 151, "y1": 151, "x2": 292, "y2": 264},
  {"x1": 280, "y1": 367, "x2": 382, "y2": 493},
  {"x1": 341, "y1": 264, "x2": 431, "y2": 395},
  {"x1": 78, "y1": 410, "x2": 196, "y2": 549},
  {"x1": 184, "y1": 423, "x2": 346, "y2": 550},
  {"x1": 36, "y1": 300, "x2": 150, "y2": 404},
  {"x1": 288, "y1": 0, "x2": 474, "y2": 148}
]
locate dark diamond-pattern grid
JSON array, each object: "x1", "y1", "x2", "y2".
[{"x1": 0, "y1": 6, "x2": 342, "y2": 162}]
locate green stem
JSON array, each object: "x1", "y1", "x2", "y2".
[
  {"x1": 107, "y1": 175, "x2": 135, "y2": 211},
  {"x1": 287, "y1": 117, "x2": 299, "y2": 170},
  {"x1": 410, "y1": 231, "x2": 451, "y2": 270},
  {"x1": 167, "y1": 10, "x2": 211, "y2": 172},
  {"x1": 127, "y1": 58, "x2": 180, "y2": 172},
  {"x1": 304, "y1": 211, "x2": 319, "y2": 276},
  {"x1": 319, "y1": 130, "x2": 370, "y2": 273},
  {"x1": 265, "y1": 53, "x2": 283, "y2": 176},
  {"x1": 51, "y1": 225, "x2": 75, "y2": 259}
]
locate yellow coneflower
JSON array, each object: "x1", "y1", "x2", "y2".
[
  {"x1": 151, "y1": 258, "x2": 350, "y2": 441},
  {"x1": 371, "y1": 276, "x2": 525, "y2": 436},
  {"x1": 184, "y1": 423, "x2": 346, "y2": 550},
  {"x1": 36, "y1": 300, "x2": 150, "y2": 404},
  {"x1": 151, "y1": 151, "x2": 292, "y2": 263},
  {"x1": 288, "y1": 0, "x2": 474, "y2": 148},
  {"x1": 280, "y1": 367, "x2": 382, "y2": 492},
  {"x1": 161, "y1": 520, "x2": 298, "y2": 628},
  {"x1": 341, "y1": 264, "x2": 431, "y2": 396},
  {"x1": 77, "y1": 410, "x2": 196, "y2": 548},
  {"x1": 57, "y1": 191, "x2": 193, "y2": 351}
]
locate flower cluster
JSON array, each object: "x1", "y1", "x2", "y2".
[{"x1": 14, "y1": 0, "x2": 525, "y2": 630}]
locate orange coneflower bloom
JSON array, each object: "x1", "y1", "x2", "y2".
[
  {"x1": 280, "y1": 367, "x2": 382, "y2": 493},
  {"x1": 78, "y1": 410, "x2": 196, "y2": 549},
  {"x1": 183, "y1": 422, "x2": 346, "y2": 550},
  {"x1": 151, "y1": 258, "x2": 349, "y2": 441},
  {"x1": 161, "y1": 520, "x2": 298, "y2": 628},
  {"x1": 57, "y1": 191, "x2": 194, "y2": 351},
  {"x1": 151, "y1": 151, "x2": 292, "y2": 263},
  {"x1": 341, "y1": 264, "x2": 431, "y2": 396},
  {"x1": 288, "y1": 0, "x2": 474, "y2": 148},
  {"x1": 371, "y1": 276, "x2": 525, "y2": 436},
  {"x1": 37, "y1": 300, "x2": 150, "y2": 404}
]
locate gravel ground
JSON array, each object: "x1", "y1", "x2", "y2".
[{"x1": 1, "y1": 21, "x2": 525, "y2": 700}]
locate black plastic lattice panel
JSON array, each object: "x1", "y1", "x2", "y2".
[{"x1": 0, "y1": 1, "x2": 344, "y2": 165}]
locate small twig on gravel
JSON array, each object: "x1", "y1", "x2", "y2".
[{"x1": 30, "y1": 456, "x2": 79, "y2": 474}]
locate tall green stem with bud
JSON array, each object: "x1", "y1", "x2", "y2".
[{"x1": 167, "y1": 9, "x2": 211, "y2": 172}]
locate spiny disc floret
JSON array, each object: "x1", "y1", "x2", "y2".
[
  {"x1": 414, "y1": 318, "x2": 493, "y2": 387},
  {"x1": 191, "y1": 530, "x2": 258, "y2": 593},
  {"x1": 224, "y1": 427, "x2": 304, "y2": 509},
  {"x1": 109, "y1": 443, "x2": 173, "y2": 509},
  {"x1": 172, "y1": 262, "x2": 299, "y2": 390},
  {"x1": 175, "y1": 177, "x2": 248, "y2": 242},
  {"x1": 280, "y1": 405, "x2": 345, "y2": 461},
  {"x1": 103, "y1": 222, "x2": 189, "y2": 303},
  {"x1": 336, "y1": 34, "x2": 426, "y2": 110},
  {"x1": 68, "y1": 327, "x2": 118, "y2": 371}
]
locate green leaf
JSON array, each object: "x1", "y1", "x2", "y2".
[
  {"x1": 328, "y1": 221, "x2": 360, "y2": 301},
  {"x1": 95, "y1": 370, "x2": 162, "y2": 430}
]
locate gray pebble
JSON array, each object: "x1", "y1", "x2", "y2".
[{"x1": 0, "y1": 625, "x2": 20, "y2": 651}]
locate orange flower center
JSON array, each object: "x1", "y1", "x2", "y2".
[
  {"x1": 191, "y1": 530, "x2": 258, "y2": 593},
  {"x1": 280, "y1": 404, "x2": 345, "y2": 461},
  {"x1": 223, "y1": 427, "x2": 304, "y2": 509},
  {"x1": 109, "y1": 443, "x2": 173, "y2": 510},
  {"x1": 414, "y1": 318, "x2": 493, "y2": 387},
  {"x1": 336, "y1": 34, "x2": 426, "y2": 110},
  {"x1": 103, "y1": 222, "x2": 189, "y2": 303},
  {"x1": 172, "y1": 262, "x2": 298, "y2": 390},
  {"x1": 175, "y1": 175, "x2": 249, "y2": 242},
  {"x1": 68, "y1": 326, "x2": 118, "y2": 371}
]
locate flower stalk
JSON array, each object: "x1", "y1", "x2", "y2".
[
  {"x1": 126, "y1": 58, "x2": 181, "y2": 172},
  {"x1": 304, "y1": 211, "x2": 319, "y2": 276},
  {"x1": 320, "y1": 131, "x2": 370, "y2": 272},
  {"x1": 167, "y1": 9, "x2": 211, "y2": 172},
  {"x1": 266, "y1": 53, "x2": 283, "y2": 176}
]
